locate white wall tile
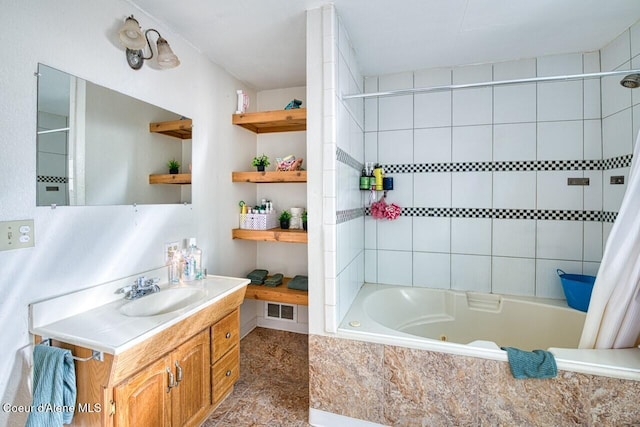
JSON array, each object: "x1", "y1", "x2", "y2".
[
  {"x1": 364, "y1": 98, "x2": 378, "y2": 132},
  {"x1": 537, "y1": 121, "x2": 583, "y2": 160},
  {"x1": 583, "y1": 170, "x2": 603, "y2": 211},
  {"x1": 413, "y1": 217, "x2": 450, "y2": 253},
  {"x1": 634, "y1": 105, "x2": 640, "y2": 150},
  {"x1": 491, "y1": 257, "x2": 535, "y2": 296},
  {"x1": 584, "y1": 221, "x2": 603, "y2": 262},
  {"x1": 451, "y1": 172, "x2": 492, "y2": 208},
  {"x1": 385, "y1": 173, "x2": 413, "y2": 208},
  {"x1": 537, "y1": 53, "x2": 583, "y2": 76},
  {"x1": 379, "y1": 72, "x2": 413, "y2": 90},
  {"x1": 325, "y1": 277, "x2": 336, "y2": 305},
  {"x1": 601, "y1": 30, "x2": 631, "y2": 72},
  {"x1": 602, "y1": 109, "x2": 633, "y2": 158},
  {"x1": 537, "y1": 170, "x2": 584, "y2": 210},
  {"x1": 414, "y1": 173, "x2": 451, "y2": 207},
  {"x1": 537, "y1": 220, "x2": 584, "y2": 261},
  {"x1": 379, "y1": 95, "x2": 413, "y2": 131},
  {"x1": 537, "y1": 81, "x2": 583, "y2": 121},
  {"x1": 632, "y1": 21, "x2": 640, "y2": 58},
  {"x1": 377, "y1": 217, "x2": 412, "y2": 251},
  {"x1": 364, "y1": 216, "x2": 377, "y2": 249},
  {"x1": 583, "y1": 51, "x2": 600, "y2": 74},
  {"x1": 493, "y1": 123, "x2": 537, "y2": 161},
  {"x1": 601, "y1": 67, "x2": 632, "y2": 118},
  {"x1": 453, "y1": 63, "x2": 493, "y2": 84},
  {"x1": 452, "y1": 125, "x2": 492, "y2": 162},
  {"x1": 377, "y1": 250, "x2": 412, "y2": 285},
  {"x1": 413, "y1": 252, "x2": 450, "y2": 289},
  {"x1": 494, "y1": 84, "x2": 536, "y2": 124},
  {"x1": 364, "y1": 132, "x2": 378, "y2": 164},
  {"x1": 451, "y1": 254, "x2": 491, "y2": 292},
  {"x1": 415, "y1": 67, "x2": 452, "y2": 86},
  {"x1": 414, "y1": 92, "x2": 452, "y2": 128},
  {"x1": 493, "y1": 171, "x2": 536, "y2": 209},
  {"x1": 492, "y1": 219, "x2": 536, "y2": 258},
  {"x1": 536, "y1": 259, "x2": 583, "y2": 299},
  {"x1": 414, "y1": 127, "x2": 452, "y2": 163},
  {"x1": 584, "y1": 119, "x2": 602, "y2": 160},
  {"x1": 364, "y1": 249, "x2": 377, "y2": 283},
  {"x1": 603, "y1": 167, "x2": 629, "y2": 212},
  {"x1": 451, "y1": 218, "x2": 492, "y2": 255},
  {"x1": 453, "y1": 88, "x2": 493, "y2": 126},
  {"x1": 583, "y1": 262, "x2": 601, "y2": 277},
  {"x1": 493, "y1": 58, "x2": 536, "y2": 80},
  {"x1": 378, "y1": 129, "x2": 413, "y2": 164}
]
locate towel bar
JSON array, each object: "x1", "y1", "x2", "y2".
[{"x1": 39, "y1": 338, "x2": 104, "y2": 362}]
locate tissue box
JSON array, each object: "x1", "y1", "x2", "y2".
[{"x1": 239, "y1": 212, "x2": 278, "y2": 230}]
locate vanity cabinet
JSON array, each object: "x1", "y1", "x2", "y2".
[
  {"x1": 55, "y1": 285, "x2": 246, "y2": 427},
  {"x1": 211, "y1": 309, "x2": 240, "y2": 403}
]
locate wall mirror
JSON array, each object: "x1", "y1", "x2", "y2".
[{"x1": 36, "y1": 63, "x2": 192, "y2": 207}]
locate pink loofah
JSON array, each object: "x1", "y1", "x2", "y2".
[{"x1": 370, "y1": 196, "x2": 401, "y2": 220}]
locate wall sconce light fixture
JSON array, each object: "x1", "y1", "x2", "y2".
[{"x1": 118, "y1": 15, "x2": 180, "y2": 70}]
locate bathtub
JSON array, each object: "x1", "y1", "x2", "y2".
[{"x1": 338, "y1": 283, "x2": 640, "y2": 380}]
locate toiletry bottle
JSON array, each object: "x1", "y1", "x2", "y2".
[
  {"x1": 360, "y1": 167, "x2": 369, "y2": 190},
  {"x1": 186, "y1": 237, "x2": 203, "y2": 280},
  {"x1": 168, "y1": 249, "x2": 183, "y2": 284}
]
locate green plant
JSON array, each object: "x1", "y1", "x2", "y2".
[
  {"x1": 301, "y1": 211, "x2": 307, "y2": 222},
  {"x1": 279, "y1": 210, "x2": 291, "y2": 221},
  {"x1": 167, "y1": 159, "x2": 181, "y2": 170},
  {"x1": 251, "y1": 154, "x2": 270, "y2": 167}
]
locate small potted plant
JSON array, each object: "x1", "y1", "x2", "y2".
[
  {"x1": 301, "y1": 210, "x2": 307, "y2": 231},
  {"x1": 167, "y1": 159, "x2": 181, "y2": 174},
  {"x1": 279, "y1": 210, "x2": 291, "y2": 229},
  {"x1": 252, "y1": 154, "x2": 270, "y2": 172}
]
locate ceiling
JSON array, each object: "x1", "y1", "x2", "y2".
[{"x1": 127, "y1": 0, "x2": 640, "y2": 91}]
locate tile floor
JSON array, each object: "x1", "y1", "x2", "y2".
[{"x1": 202, "y1": 328, "x2": 310, "y2": 427}]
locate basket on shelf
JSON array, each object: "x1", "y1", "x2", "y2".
[{"x1": 557, "y1": 269, "x2": 596, "y2": 312}]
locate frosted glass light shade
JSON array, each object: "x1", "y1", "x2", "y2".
[
  {"x1": 118, "y1": 17, "x2": 146, "y2": 50},
  {"x1": 156, "y1": 37, "x2": 180, "y2": 69}
]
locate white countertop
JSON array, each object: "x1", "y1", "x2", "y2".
[{"x1": 29, "y1": 271, "x2": 249, "y2": 355}]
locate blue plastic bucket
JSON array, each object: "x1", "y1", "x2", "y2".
[{"x1": 557, "y1": 269, "x2": 595, "y2": 312}]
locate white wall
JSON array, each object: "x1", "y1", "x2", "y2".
[{"x1": 0, "y1": 2, "x2": 256, "y2": 424}]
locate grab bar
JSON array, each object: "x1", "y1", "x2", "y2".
[{"x1": 39, "y1": 338, "x2": 104, "y2": 362}]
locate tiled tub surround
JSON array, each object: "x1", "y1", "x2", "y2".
[
  {"x1": 309, "y1": 334, "x2": 640, "y2": 426},
  {"x1": 361, "y1": 50, "x2": 637, "y2": 301}
]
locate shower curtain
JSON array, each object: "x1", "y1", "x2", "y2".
[{"x1": 579, "y1": 132, "x2": 640, "y2": 349}]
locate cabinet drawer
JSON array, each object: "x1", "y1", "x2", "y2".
[
  {"x1": 211, "y1": 309, "x2": 239, "y2": 361},
  {"x1": 211, "y1": 345, "x2": 239, "y2": 403}
]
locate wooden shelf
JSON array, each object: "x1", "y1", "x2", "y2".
[
  {"x1": 149, "y1": 173, "x2": 192, "y2": 184},
  {"x1": 244, "y1": 277, "x2": 308, "y2": 305},
  {"x1": 232, "y1": 171, "x2": 306, "y2": 183},
  {"x1": 149, "y1": 119, "x2": 193, "y2": 139},
  {"x1": 232, "y1": 228, "x2": 307, "y2": 243},
  {"x1": 232, "y1": 109, "x2": 306, "y2": 133}
]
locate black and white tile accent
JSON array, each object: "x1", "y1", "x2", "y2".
[
  {"x1": 336, "y1": 147, "x2": 363, "y2": 172},
  {"x1": 362, "y1": 207, "x2": 618, "y2": 222},
  {"x1": 337, "y1": 207, "x2": 365, "y2": 224},
  {"x1": 383, "y1": 154, "x2": 632, "y2": 174},
  {"x1": 37, "y1": 175, "x2": 69, "y2": 183}
]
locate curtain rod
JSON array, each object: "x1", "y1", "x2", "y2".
[{"x1": 342, "y1": 68, "x2": 640, "y2": 100}]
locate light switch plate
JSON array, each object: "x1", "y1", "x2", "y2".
[{"x1": 0, "y1": 219, "x2": 35, "y2": 251}]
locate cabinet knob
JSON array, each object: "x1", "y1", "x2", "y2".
[
  {"x1": 226, "y1": 370, "x2": 232, "y2": 377},
  {"x1": 225, "y1": 332, "x2": 231, "y2": 339}
]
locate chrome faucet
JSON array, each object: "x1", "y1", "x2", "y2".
[{"x1": 117, "y1": 276, "x2": 161, "y2": 300}]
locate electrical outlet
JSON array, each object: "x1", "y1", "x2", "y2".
[
  {"x1": 164, "y1": 241, "x2": 180, "y2": 263},
  {"x1": 0, "y1": 220, "x2": 35, "y2": 251}
]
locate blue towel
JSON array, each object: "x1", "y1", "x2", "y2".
[
  {"x1": 26, "y1": 345, "x2": 77, "y2": 426},
  {"x1": 501, "y1": 347, "x2": 557, "y2": 379}
]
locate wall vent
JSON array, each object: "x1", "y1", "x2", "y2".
[{"x1": 265, "y1": 302, "x2": 296, "y2": 322}]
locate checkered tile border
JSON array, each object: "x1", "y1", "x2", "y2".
[
  {"x1": 337, "y1": 207, "x2": 365, "y2": 224},
  {"x1": 383, "y1": 154, "x2": 632, "y2": 174},
  {"x1": 362, "y1": 207, "x2": 618, "y2": 222},
  {"x1": 336, "y1": 147, "x2": 363, "y2": 172},
  {"x1": 37, "y1": 175, "x2": 68, "y2": 184}
]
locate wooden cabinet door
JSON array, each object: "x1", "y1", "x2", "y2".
[
  {"x1": 171, "y1": 330, "x2": 211, "y2": 427},
  {"x1": 211, "y1": 309, "x2": 239, "y2": 361},
  {"x1": 113, "y1": 356, "x2": 171, "y2": 427}
]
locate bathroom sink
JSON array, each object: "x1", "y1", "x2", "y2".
[{"x1": 119, "y1": 287, "x2": 206, "y2": 317}]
